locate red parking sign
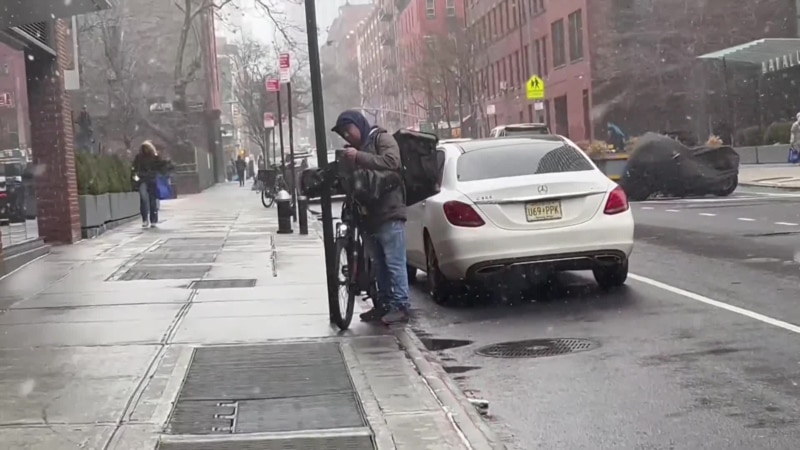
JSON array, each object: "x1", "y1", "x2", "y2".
[
  {"x1": 265, "y1": 79, "x2": 280, "y2": 92},
  {"x1": 279, "y1": 53, "x2": 291, "y2": 83}
]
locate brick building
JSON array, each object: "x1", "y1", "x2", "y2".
[
  {"x1": 0, "y1": 2, "x2": 112, "y2": 261},
  {"x1": 356, "y1": 3, "x2": 396, "y2": 126},
  {"x1": 468, "y1": 0, "x2": 797, "y2": 142}
]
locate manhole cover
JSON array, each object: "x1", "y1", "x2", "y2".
[
  {"x1": 189, "y1": 279, "x2": 257, "y2": 289},
  {"x1": 475, "y1": 338, "x2": 597, "y2": 359}
]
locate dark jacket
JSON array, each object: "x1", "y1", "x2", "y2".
[
  {"x1": 235, "y1": 158, "x2": 246, "y2": 173},
  {"x1": 133, "y1": 153, "x2": 170, "y2": 185},
  {"x1": 354, "y1": 127, "x2": 406, "y2": 231}
]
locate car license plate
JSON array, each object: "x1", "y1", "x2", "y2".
[{"x1": 525, "y1": 200, "x2": 562, "y2": 222}]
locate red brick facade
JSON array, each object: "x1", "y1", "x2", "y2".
[{"x1": 25, "y1": 19, "x2": 80, "y2": 244}]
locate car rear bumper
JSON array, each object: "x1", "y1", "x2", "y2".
[{"x1": 434, "y1": 211, "x2": 634, "y2": 280}]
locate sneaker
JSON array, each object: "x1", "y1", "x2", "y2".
[
  {"x1": 381, "y1": 308, "x2": 410, "y2": 325},
  {"x1": 150, "y1": 223, "x2": 158, "y2": 228},
  {"x1": 142, "y1": 220, "x2": 150, "y2": 228},
  {"x1": 359, "y1": 307, "x2": 387, "y2": 323}
]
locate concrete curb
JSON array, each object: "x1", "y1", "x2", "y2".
[
  {"x1": 739, "y1": 181, "x2": 800, "y2": 191},
  {"x1": 394, "y1": 327, "x2": 507, "y2": 450}
]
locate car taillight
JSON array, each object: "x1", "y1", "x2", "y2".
[
  {"x1": 604, "y1": 186, "x2": 629, "y2": 215},
  {"x1": 443, "y1": 201, "x2": 485, "y2": 227}
]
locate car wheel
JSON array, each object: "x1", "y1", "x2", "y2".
[
  {"x1": 425, "y1": 237, "x2": 455, "y2": 305},
  {"x1": 593, "y1": 259, "x2": 629, "y2": 289},
  {"x1": 406, "y1": 265, "x2": 417, "y2": 284},
  {"x1": 714, "y1": 175, "x2": 738, "y2": 197}
]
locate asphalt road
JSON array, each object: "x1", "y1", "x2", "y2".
[{"x1": 388, "y1": 187, "x2": 800, "y2": 449}]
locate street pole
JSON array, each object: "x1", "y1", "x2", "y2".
[
  {"x1": 287, "y1": 81, "x2": 297, "y2": 221},
  {"x1": 303, "y1": 0, "x2": 338, "y2": 324},
  {"x1": 264, "y1": 128, "x2": 270, "y2": 166},
  {"x1": 272, "y1": 123, "x2": 277, "y2": 163},
  {"x1": 277, "y1": 91, "x2": 286, "y2": 172}
]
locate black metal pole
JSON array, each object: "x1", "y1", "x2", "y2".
[
  {"x1": 303, "y1": 0, "x2": 338, "y2": 324},
  {"x1": 277, "y1": 91, "x2": 286, "y2": 172},
  {"x1": 272, "y1": 122, "x2": 277, "y2": 163},
  {"x1": 263, "y1": 128, "x2": 269, "y2": 166},
  {"x1": 287, "y1": 81, "x2": 297, "y2": 221}
]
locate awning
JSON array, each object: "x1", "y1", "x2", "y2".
[
  {"x1": 697, "y1": 38, "x2": 800, "y2": 74},
  {"x1": 0, "y1": 0, "x2": 112, "y2": 29}
]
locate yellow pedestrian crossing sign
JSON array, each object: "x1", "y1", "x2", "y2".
[{"x1": 526, "y1": 75, "x2": 545, "y2": 100}]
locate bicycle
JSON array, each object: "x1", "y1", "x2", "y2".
[
  {"x1": 259, "y1": 167, "x2": 288, "y2": 208},
  {"x1": 332, "y1": 192, "x2": 378, "y2": 329},
  {"x1": 299, "y1": 155, "x2": 377, "y2": 330}
]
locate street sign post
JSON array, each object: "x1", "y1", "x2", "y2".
[
  {"x1": 279, "y1": 53, "x2": 291, "y2": 84},
  {"x1": 263, "y1": 112, "x2": 275, "y2": 128},
  {"x1": 526, "y1": 75, "x2": 545, "y2": 100}
]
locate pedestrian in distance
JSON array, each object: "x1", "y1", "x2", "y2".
[
  {"x1": 132, "y1": 140, "x2": 171, "y2": 228},
  {"x1": 332, "y1": 109, "x2": 411, "y2": 325},
  {"x1": 789, "y1": 113, "x2": 800, "y2": 164},
  {"x1": 235, "y1": 155, "x2": 247, "y2": 187}
]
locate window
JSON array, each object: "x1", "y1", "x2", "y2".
[
  {"x1": 551, "y1": 19, "x2": 565, "y2": 67},
  {"x1": 426, "y1": 0, "x2": 435, "y2": 18},
  {"x1": 534, "y1": 40, "x2": 542, "y2": 76},
  {"x1": 511, "y1": 0, "x2": 518, "y2": 28},
  {"x1": 456, "y1": 142, "x2": 592, "y2": 182},
  {"x1": 568, "y1": 10, "x2": 584, "y2": 61},
  {"x1": 514, "y1": 51, "x2": 521, "y2": 86},
  {"x1": 446, "y1": 0, "x2": 456, "y2": 16},
  {"x1": 582, "y1": 89, "x2": 591, "y2": 140},
  {"x1": 542, "y1": 36, "x2": 548, "y2": 75}
]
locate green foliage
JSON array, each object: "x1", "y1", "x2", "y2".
[
  {"x1": 75, "y1": 152, "x2": 133, "y2": 196},
  {"x1": 764, "y1": 121, "x2": 792, "y2": 145},
  {"x1": 735, "y1": 126, "x2": 763, "y2": 147}
]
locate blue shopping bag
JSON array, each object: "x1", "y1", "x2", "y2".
[
  {"x1": 155, "y1": 174, "x2": 173, "y2": 200},
  {"x1": 789, "y1": 147, "x2": 800, "y2": 164}
]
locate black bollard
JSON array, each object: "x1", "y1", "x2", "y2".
[
  {"x1": 298, "y1": 195, "x2": 309, "y2": 235},
  {"x1": 276, "y1": 190, "x2": 293, "y2": 234}
]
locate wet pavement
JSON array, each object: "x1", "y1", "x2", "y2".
[
  {"x1": 406, "y1": 186, "x2": 800, "y2": 449},
  {"x1": 740, "y1": 164, "x2": 800, "y2": 190},
  {"x1": 0, "y1": 183, "x2": 492, "y2": 449}
]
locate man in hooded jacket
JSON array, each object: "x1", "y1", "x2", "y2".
[{"x1": 332, "y1": 110, "x2": 410, "y2": 325}]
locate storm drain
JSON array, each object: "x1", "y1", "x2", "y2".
[
  {"x1": 476, "y1": 338, "x2": 597, "y2": 359},
  {"x1": 157, "y1": 435, "x2": 376, "y2": 450},
  {"x1": 189, "y1": 279, "x2": 257, "y2": 289},
  {"x1": 119, "y1": 265, "x2": 212, "y2": 280},
  {"x1": 166, "y1": 342, "x2": 368, "y2": 436}
]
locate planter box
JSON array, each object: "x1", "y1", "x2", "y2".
[
  {"x1": 109, "y1": 192, "x2": 140, "y2": 222},
  {"x1": 78, "y1": 195, "x2": 101, "y2": 228},
  {"x1": 95, "y1": 193, "x2": 111, "y2": 224}
]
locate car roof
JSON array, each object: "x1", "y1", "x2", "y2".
[
  {"x1": 493, "y1": 123, "x2": 549, "y2": 129},
  {"x1": 454, "y1": 136, "x2": 566, "y2": 153}
]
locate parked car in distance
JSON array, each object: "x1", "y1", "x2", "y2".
[
  {"x1": 489, "y1": 123, "x2": 551, "y2": 138},
  {"x1": 404, "y1": 136, "x2": 634, "y2": 304},
  {"x1": 439, "y1": 138, "x2": 473, "y2": 144}
]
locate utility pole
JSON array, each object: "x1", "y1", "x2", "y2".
[{"x1": 304, "y1": 0, "x2": 338, "y2": 324}]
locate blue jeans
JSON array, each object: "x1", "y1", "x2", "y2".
[
  {"x1": 139, "y1": 182, "x2": 158, "y2": 223},
  {"x1": 367, "y1": 220, "x2": 410, "y2": 311}
]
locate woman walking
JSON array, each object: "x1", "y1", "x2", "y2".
[{"x1": 133, "y1": 141, "x2": 171, "y2": 228}]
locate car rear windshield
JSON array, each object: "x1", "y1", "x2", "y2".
[
  {"x1": 503, "y1": 127, "x2": 550, "y2": 136},
  {"x1": 457, "y1": 142, "x2": 593, "y2": 182}
]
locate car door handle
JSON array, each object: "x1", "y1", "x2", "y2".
[{"x1": 421, "y1": 200, "x2": 426, "y2": 206}]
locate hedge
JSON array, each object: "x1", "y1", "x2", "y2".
[
  {"x1": 76, "y1": 152, "x2": 133, "y2": 195},
  {"x1": 764, "y1": 121, "x2": 792, "y2": 145}
]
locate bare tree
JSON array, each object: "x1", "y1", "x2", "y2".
[
  {"x1": 406, "y1": 34, "x2": 468, "y2": 134},
  {"x1": 229, "y1": 34, "x2": 311, "y2": 160},
  {"x1": 78, "y1": 9, "x2": 146, "y2": 151}
]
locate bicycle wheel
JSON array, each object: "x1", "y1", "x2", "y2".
[
  {"x1": 331, "y1": 236, "x2": 356, "y2": 329},
  {"x1": 261, "y1": 189, "x2": 274, "y2": 208}
]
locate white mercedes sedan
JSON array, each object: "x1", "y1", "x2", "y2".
[{"x1": 405, "y1": 136, "x2": 634, "y2": 304}]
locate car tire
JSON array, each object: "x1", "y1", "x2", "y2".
[
  {"x1": 407, "y1": 265, "x2": 417, "y2": 284},
  {"x1": 593, "y1": 259, "x2": 629, "y2": 289},
  {"x1": 425, "y1": 237, "x2": 456, "y2": 305},
  {"x1": 714, "y1": 175, "x2": 738, "y2": 197}
]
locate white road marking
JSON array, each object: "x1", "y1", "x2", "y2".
[
  {"x1": 641, "y1": 206, "x2": 654, "y2": 210},
  {"x1": 737, "y1": 217, "x2": 755, "y2": 221},
  {"x1": 665, "y1": 209, "x2": 680, "y2": 212},
  {"x1": 699, "y1": 213, "x2": 716, "y2": 217},
  {"x1": 630, "y1": 274, "x2": 800, "y2": 335},
  {"x1": 775, "y1": 222, "x2": 799, "y2": 226}
]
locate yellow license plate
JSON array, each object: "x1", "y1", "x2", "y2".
[{"x1": 525, "y1": 201, "x2": 562, "y2": 222}]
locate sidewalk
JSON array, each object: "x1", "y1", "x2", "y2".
[
  {"x1": 0, "y1": 183, "x2": 501, "y2": 450},
  {"x1": 739, "y1": 164, "x2": 800, "y2": 189}
]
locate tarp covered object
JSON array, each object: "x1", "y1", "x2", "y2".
[{"x1": 618, "y1": 132, "x2": 740, "y2": 200}]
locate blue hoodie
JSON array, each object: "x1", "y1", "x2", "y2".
[{"x1": 332, "y1": 110, "x2": 374, "y2": 149}]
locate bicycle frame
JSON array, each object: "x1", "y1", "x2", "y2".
[{"x1": 337, "y1": 199, "x2": 375, "y2": 297}]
